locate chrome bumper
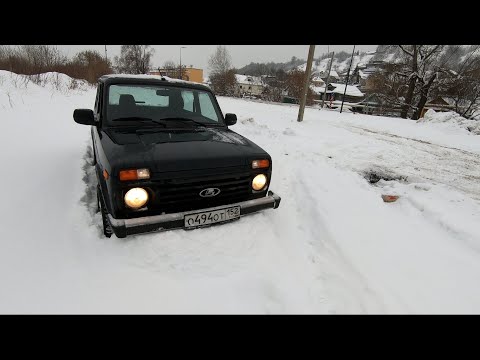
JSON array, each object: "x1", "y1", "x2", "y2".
[{"x1": 107, "y1": 190, "x2": 281, "y2": 238}]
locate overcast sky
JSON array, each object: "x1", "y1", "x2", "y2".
[{"x1": 58, "y1": 45, "x2": 378, "y2": 75}]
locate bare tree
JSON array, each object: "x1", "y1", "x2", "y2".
[
  {"x1": 163, "y1": 60, "x2": 176, "y2": 69},
  {"x1": 114, "y1": 45, "x2": 154, "y2": 74},
  {"x1": 70, "y1": 50, "x2": 113, "y2": 83},
  {"x1": 158, "y1": 60, "x2": 188, "y2": 79},
  {"x1": 210, "y1": 69, "x2": 237, "y2": 96},
  {"x1": 284, "y1": 69, "x2": 314, "y2": 105},
  {"x1": 374, "y1": 45, "x2": 467, "y2": 119},
  {"x1": 0, "y1": 45, "x2": 67, "y2": 76},
  {"x1": 366, "y1": 45, "x2": 480, "y2": 119},
  {"x1": 208, "y1": 45, "x2": 236, "y2": 95},
  {"x1": 442, "y1": 48, "x2": 480, "y2": 118}
]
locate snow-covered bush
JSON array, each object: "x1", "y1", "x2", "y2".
[
  {"x1": 418, "y1": 109, "x2": 480, "y2": 135},
  {"x1": 0, "y1": 70, "x2": 93, "y2": 110}
]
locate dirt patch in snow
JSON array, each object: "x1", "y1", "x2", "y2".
[{"x1": 363, "y1": 169, "x2": 408, "y2": 184}]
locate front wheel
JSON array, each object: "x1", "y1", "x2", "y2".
[{"x1": 97, "y1": 186, "x2": 113, "y2": 238}]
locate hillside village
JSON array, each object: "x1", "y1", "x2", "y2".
[
  {"x1": 200, "y1": 46, "x2": 480, "y2": 120},
  {"x1": 200, "y1": 50, "x2": 379, "y2": 106}
]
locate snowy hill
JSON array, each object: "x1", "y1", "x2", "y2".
[
  {"x1": 297, "y1": 52, "x2": 376, "y2": 75},
  {"x1": 1, "y1": 70, "x2": 480, "y2": 313},
  {"x1": 0, "y1": 70, "x2": 92, "y2": 96}
]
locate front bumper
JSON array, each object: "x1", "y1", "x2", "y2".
[{"x1": 107, "y1": 190, "x2": 281, "y2": 238}]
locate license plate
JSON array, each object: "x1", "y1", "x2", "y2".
[{"x1": 184, "y1": 206, "x2": 240, "y2": 228}]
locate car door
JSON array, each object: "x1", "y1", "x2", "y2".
[{"x1": 91, "y1": 83, "x2": 103, "y2": 165}]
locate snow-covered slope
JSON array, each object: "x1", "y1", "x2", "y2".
[
  {"x1": 297, "y1": 52, "x2": 376, "y2": 75},
  {"x1": 1, "y1": 71, "x2": 480, "y2": 314}
]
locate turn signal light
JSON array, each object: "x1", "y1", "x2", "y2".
[
  {"x1": 119, "y1": 168, "x2": 150, "y2": 181},
  {"x1": 252, "y1": 159, "x2": 270, "y2": 169}
]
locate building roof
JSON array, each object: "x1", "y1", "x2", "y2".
[
  {"x1": 358, "y1": 70, "x2": 368, "y2": 79},
  {"x1": 153, "y1": 67, "x2": 203, "y2": 72},
  {"x1": 311, "y1": 83, "x2": 364, "y2": 97},
  {"x1": 235, "y1": 74, "x2": 263, "y2": 86},
  {"x1": 330, "y1": 83, "x2": 364, "y2": 97},
  {"x1": 315, "y1": 70, "x2": 339, "y2": 78},
  {"x1": 311, "y1": 86, "x2": 330, "y2": 95},
  {"x1": 426, "y1": 96, "x2": 456, "y2": 107}
]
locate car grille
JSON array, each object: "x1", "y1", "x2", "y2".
[{"x1": 149, "y1": 172, "x2": 252, "y2": 213}]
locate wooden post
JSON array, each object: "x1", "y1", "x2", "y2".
[{"x1": 297, "y1": 45, "x2": 316, "y2": 122}]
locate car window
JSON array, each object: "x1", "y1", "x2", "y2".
[
  {"x1": 199, "y1": 93, "x2": 219, "y2": 121},
  {"x1": 105, "y1": 84, "x2": 223, "y2": 126},
  {"x1": 182, "y1": 90, "x2": 194, "y2": 112},
  {"x1": 109, "y1": 85, "x2": 169, "y2": 107}
]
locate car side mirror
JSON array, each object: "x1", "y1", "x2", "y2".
[
  {"x1": 225, "y1": 113, "x2": 237, "y2": 126},
  {"x1": 73, "y1": 109, "x2": 95, "y2": 126}
]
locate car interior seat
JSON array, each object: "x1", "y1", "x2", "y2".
[
  {"x1": 169, "y1": 91, "x2": 185, "y2": 112},
  {"x1": 119, "y1": 94, "x2": 136, "y2": 111}
]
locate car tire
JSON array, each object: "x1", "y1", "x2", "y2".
[{"x1": 97, "y1": 186, "x2": 113, "y2": 238}]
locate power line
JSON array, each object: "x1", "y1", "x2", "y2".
[{"x1": 297, "y1": 45, "x2": 316, "y2": 122}]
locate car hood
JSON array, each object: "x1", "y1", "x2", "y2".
[{"x1": 100, "y1": 127, "x2": 269, "y2": 174}]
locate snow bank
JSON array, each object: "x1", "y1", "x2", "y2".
[
  {"x1": 0, "y1": 70, "x2": 92, "y2": 101},
  {"x1": 418, "y1": 109, "x2": 480, "y2": 135}
]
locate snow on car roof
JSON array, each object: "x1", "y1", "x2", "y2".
[{"x1": 101, "y1": 73, "x2": 199, "y2": 86}]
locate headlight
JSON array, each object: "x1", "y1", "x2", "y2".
[
  {"x1": 124, "y1": 187, "x2": 149, "y2": 209},
  {"x1": 252, "y1": 174, "x2": 267, "y2": 191}
]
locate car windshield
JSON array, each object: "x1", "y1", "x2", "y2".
[{"x1": 105, "y1": 84, "x2": 224, "y2": 127}]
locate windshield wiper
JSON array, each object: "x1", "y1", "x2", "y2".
[
  {"x1": 111, "y1": 117, "x2": 167, "y2": 127},
  {"x1": 160, "y1": 117, "x2": 206, "y2": 127},
  {"x1": 112, "y1": 116, "x2": 220, "y2": 128},
  {"x1": 159, "y1": 117, "x2": 221, "y2": 127}
]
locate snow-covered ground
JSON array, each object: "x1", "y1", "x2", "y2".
[{"x1": 1, "y1": 71, "x2": 480, "y2": 314}]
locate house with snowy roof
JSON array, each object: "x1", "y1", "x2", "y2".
[
  {"x1": 311, "y1": 82, "x2": 365, "y2": 103},
  {"x1": 311, "y1": 76, "x2": 325, "y2": 87},
  {"x1": 419, "y1": 96, "x2": 456, "y2": 118},
  {"x1": 314, "y1": 69, "x2": 340, "y2": 82},
  {"x1": 234, "y1": 74, "x2": 265, "y2": 97}
]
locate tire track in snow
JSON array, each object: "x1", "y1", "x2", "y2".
[
  {"x1": 291, "y1": 169, "x2": 388, "y2": 314},
  {"x1": 327, "y1": 122, "x2": 480, "y2": 201}
]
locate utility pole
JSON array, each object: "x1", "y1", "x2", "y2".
[
  {"x1": 321, "y1": 51, "x2": 335, "y2": 108},
  {"x1": 340, "y1": 45, "x2": 356, "y2": 113},
  {"x1": 179, "y1": 46, "x2": 186, "y2": 79},
  {"x1": 104, "y1": 45, "x2": 107, "y2": 62},
  {"x1": 297, "y1": 45, "x2": 316, "y2": 122}
]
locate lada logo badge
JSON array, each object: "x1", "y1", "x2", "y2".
[{"x1": 199, "y1": 188, "x2": 221, "y2": 197}]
